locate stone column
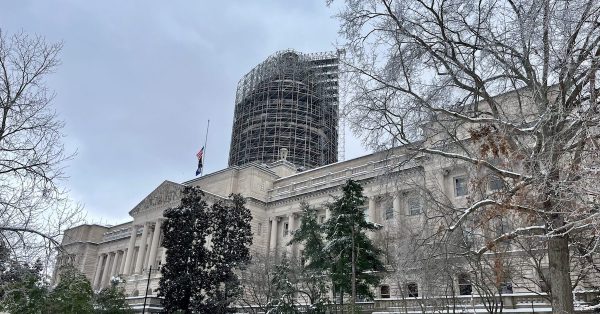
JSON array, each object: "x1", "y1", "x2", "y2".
[
  {"x1": 367, "y1": 196, "x2": 376, "y2": 223},
  {"x1": 135, "y1": 222, "x2": 151, "y2": 274},
  {"x1": 123, "y1": 224, "x2": 139, "y2": 275},
  {"x1": 161, "y1": 248, "x2": 167, "y2": 266},
  {"x1": 287, "y1": 213, "x2": 295, "y2": 257},
  {"x1": 101, "y1": 252, "x2": 115, "y2": 288},
  {"x1": 110, "y1": 251, "x2": 120, "y2": 278},
  {"x1": 325, "y1": 207, "x2": 331, "y2": 220},
  {"x1": 393, "y1": 193, "x2": 401, "y2": 218},
  {"x1": 269, "y1": 217, "x2": 278, "y2": 253},
  {"x1": 120, "y1": 249, "x2": 127, "y2": 274},
  {"x1": 93, "y1": 254, "x2": 106, "y2": 289},
  {"x1": 147, "y1": 219, "x2": 163, "y2": 269}
]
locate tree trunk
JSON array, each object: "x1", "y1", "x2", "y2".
[
  {"x1": 351, "y1": 226, "x2": 356, "y2": 313},
  {"x1": 548, "y1": 234, "x2": 574, "y2": 314}
]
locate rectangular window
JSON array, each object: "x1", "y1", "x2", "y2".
[
  {"x1": 385, "y1": 207, "x2": 394, "y2": 220},
  {"x1": 283, "y1": 222, "x2": 289, "y2": 236},
  {"x1": 408, "y1": 197, "x2": 422, "y2": 216},
  {"x1": 454, "y1": 176, "x2": 468, "y2": 197},
  {"x1": 319, "y1": 215, "x2": 326, "y2": 224},
  {"x1": 380, "y1": 285, "x2": 391, "y2": 298},
  {"x1": 257, "y1": 223, "x2": 262, "y2": 235}
]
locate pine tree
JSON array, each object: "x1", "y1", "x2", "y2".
[
  {"x1": 267, "y1": 257, "x2": 299, "y2": 314},
  {"x1": 159, "y1": 186, "x2": 210, "y2": 314},
  {"x1": 324, "y1": 179, "x2": 384, "y2": 308},
  {"x1": 0, "y1": 259, "x2": 49, "y2": 313},
  {"x1": 289, "y1": 202, "x2": 329, "y2": 309},
  {"x1": 48, "y1": 266, "x2": 94, "y2": 314},
  {"x1": 94, "y1": 278, "x2": 133, "y2": 314}
]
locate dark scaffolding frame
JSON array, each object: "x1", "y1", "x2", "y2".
[{"x1": 228, "y1": 49, "x2": 341, "y2": 169}]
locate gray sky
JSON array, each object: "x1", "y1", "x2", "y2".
[{"x1": 0, "y1": 0, "x2": 368, "y2": 224}]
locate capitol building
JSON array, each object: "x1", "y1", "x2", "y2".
[{"x1": 55, "y1": 50, "x2": 598, "y2": 313}]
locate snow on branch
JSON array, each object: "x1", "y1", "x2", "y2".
[
  {"x1": 475, "y1": 225, "x2": 547, "y2": 255},
  {"x1": 448, "y1": 199, "x2": 498, "y2": 232},
  {"x1": 417, "y1": 147, "x2": 529, "y2": 180}
]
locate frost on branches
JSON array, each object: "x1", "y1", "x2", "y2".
[
  {"x1": 158, "y1": 187, "x2": 252, "y2": 313},
  {"x1": 331, "y1": 0, "x2": 600, "y2": 312}
]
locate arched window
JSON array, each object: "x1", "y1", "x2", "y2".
[
  {"x1": 131, "y1": 289, "x2": 139, "y2": 297},
  {"x1": 380, "y1": 285, "x2": 390, "y2": 298},
  {"x1": 406, "y1": 282, "x2": 418, "y2": 297},
  {"x1": 458, "y1": 273, "x2": 472, "y2": 295}
]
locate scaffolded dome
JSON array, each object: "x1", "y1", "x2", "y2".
[{"x1": 228, "y1": 50, "x2": 340, "y2": 169}]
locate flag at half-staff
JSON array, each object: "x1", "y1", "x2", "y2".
[{"x1": 195, "y1": 146, "x2": 205, "y2": 176}]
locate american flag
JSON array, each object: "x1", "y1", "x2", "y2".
[{"x1": 195, "y1": 146, "x2": 205, "y2": 176}]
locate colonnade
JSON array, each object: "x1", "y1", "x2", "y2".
[
  {"x1": 267, "y1": 194, "x2": 403, "y2": 256},
  {"x1": 92, "y1": 219, "x2": 165, "y2": 290}
]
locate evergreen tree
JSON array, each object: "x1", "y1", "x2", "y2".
[
  {"x1": 160, "y1": 189, "x2": 253, "y2": 313},
  {"x1": 267, "y1": 257, "x2": 299, "y2": 314},
  {"x1": 196, "y1": 194, "x2": 253, "y2": 313},
  {"x1": 48, "y1": 265, "x2": 94, "y2": 314},
  {"x1": 159, "y1": 186, "x2": 210, "y2": 314},
  {"x1": 323, "y1": 180, "x2": 384, "y2": 307},
  {"x1": 94, "y1": 278, "x2": 133, "y2": 314},
  {"x1": 0, "y1": 259, "x2": 49, "y2": 313},
  {"x1": 289, "y1": 202, "x2": 329, "y2": 310}
]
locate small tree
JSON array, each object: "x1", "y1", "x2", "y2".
[
  {"x1": 94, "y1": 278, "x2": 132, "y2": 314},
  {"x1": 289, "y1": 203, "x2": 329, "y2": 309},
  {"x1": 324, "y1": 180, "x2": 384, "y2": 308},
  {"x1": 0, "y1": 259, "x2": 49, "y2": 313},
  {"x1": 48, "y1": 266, "x2": 94, "y2": 314},
  {"x1": 267, "y1": 257, "x2": 299, "y2": 314},
  {"x1": 159, "y1": 186, "x2": 210, "y2": 314}
]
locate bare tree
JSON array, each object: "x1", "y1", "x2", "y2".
[
  {"x1": 0, "y1": 29, "x2": 81, "y2": 262},
  {"x1": 330, "y1": 0, "x2": 600, "y2": 313}
]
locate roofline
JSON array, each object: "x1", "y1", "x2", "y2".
[{"x1": 182, "y1": 162, "x2": 279, "y2": 186}]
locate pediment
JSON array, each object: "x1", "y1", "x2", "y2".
[{"x1": 129, "y1": 180, "x2": 184, "y2": 217}]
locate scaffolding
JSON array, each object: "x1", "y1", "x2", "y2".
[{"x1": 228, "y1": 49, "x2": 341, "y2": 169}]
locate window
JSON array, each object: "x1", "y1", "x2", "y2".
[
  {"x1": 489, "y1": 175, "x2": 505, "y2": 191},
  {"x1": 257, "y1": 223, "x2": 262, "y2": 235},
  {"x1": 408, "y1": 197, "x2": 422, "y2": 215},
  {"x1": 319, "y1": 215, "x2": 326, "y2": 224},
  {"x1": 458, "y1": 273, "x2": 472, "y2": 295},
  {"x1": 500, "y1": 282, "x2": 513, "y2": 294},
  {"x1": 385, "y1": 206, "x2": 394, "y2": 220},
  {"x1": 380, "y1": 285, "x2": 390, "y2": 298},
  {"x1": 283, "y1": 222, "x2": 289, "y2": 236},
  {"x1": 407, "y1": 282, "x2": 418, "y2": 297},
  {"x1": 454, "y1": 176, "x2": 468, "y2": 197}
]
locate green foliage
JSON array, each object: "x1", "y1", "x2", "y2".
[
  {"x1": 289, "y1": 202, "x2": 326, "y2": 270},
  {"x1": 0, "y1": 259, "x2": 49, "y2": 314},
  {"x1": 94, "y1": 281, "x2": 132, "y2": 314},
  {"x1": 48, "y1": 265, "x2": 94, "y2": 314},
  {"x1": 268, "y1": 257, "x2": 299, "y2": 314},
  {"x1": 159, "y1": 188, "x2": 253, "y2": 313},
  {"x1": 288, "y1": 203, "x2": 329, "y2": 311},
  {"x1": 323, "y1": 179, "x2": 384, "y2": 300}
]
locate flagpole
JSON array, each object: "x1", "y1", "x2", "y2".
[{"x1": 202, "y1": 119, "x2": 210, "y2": 176}]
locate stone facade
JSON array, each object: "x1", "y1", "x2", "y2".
[{"x1": 54, "y1": 144, "x2": 597, "y2": 306}]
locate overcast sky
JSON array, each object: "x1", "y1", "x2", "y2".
[{"x1": 0, "y1": 0, "x2": 368, "y2": 225}]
